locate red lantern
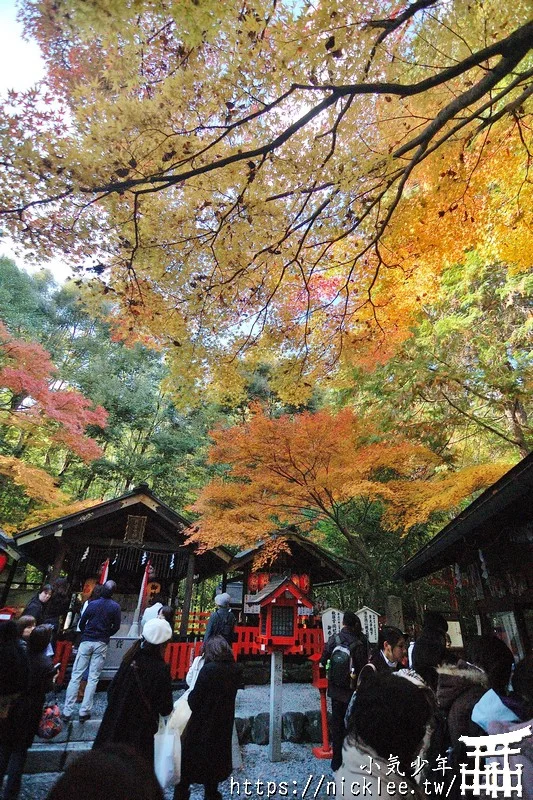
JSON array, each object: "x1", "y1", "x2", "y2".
[
  {"x1": 247, "y1": 573, "x2": 259, "y2": 593},
  {"x1": 257, "y1": 572, "x2": 270, "y2": 590},
  {"x1": 299, "y1": 574, "x2": 310, "y2": 594},
  {"x1": 0, "y1": 553, "x2": 8, "y2": 573}
]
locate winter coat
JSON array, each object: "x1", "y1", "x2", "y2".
[
  {"x1": 43, "y1": 592, "x2": 70, "y2": 628},
  {"x1": 436, "y1": 661, "x2": 488, "y2": 745},
  {"x1": 181, "y1": 659, "x2": 240, "y2": 785},
  {"x1": 93, "y1": 643, "x2": 173, "y2": 762},
  {"x1": 0, "y1": 637, "x2": 29, "y2": 721},
  {"x1": 203, "y1": 607, "x2": 236, "y2": 645},
  {"x1": 0, "y1": 649, "x2": 54, "y2": 750},
  {"x1": 337, "y1": 738, "x2": 425, "y2": 800},
  {"x1": 472, "y1": 688, "x2": 520, "y2": 732},
  {"x1": 320, "y1": 628, "x2": 369, "y2": 703},
  {"x1": 358, "y1": 649, "x2": 400, "y2": 685},
  {"x1": 22, "y1": 594, "x2": 47, "y2": 625},
  {"x1": 79, "y1": 596, "x2": 121, "y2": 644}
]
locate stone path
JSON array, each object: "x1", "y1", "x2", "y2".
[{"x1": 18, "y1": 683, "x2": 335, "y2": 799}]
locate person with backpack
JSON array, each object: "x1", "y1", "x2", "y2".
[
  {"x1": 320, "y1": 611, "x2": 369, "y2": 772},
  {"x1": 203, "y1": 592, "x2": 236, "y2": 646}
]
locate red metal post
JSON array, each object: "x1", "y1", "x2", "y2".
[{"x1": 309, "y1": 653, "x2": 332, "y2": 759}]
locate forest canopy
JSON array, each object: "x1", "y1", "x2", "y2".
[{"x1": 0, "y1": 0, "x2": 531, "y2": 403}]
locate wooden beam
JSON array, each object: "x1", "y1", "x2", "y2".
[
  {"x1": 48, "y1": 539, "x2": 68, "y2": 582},
  {"x1": 0, "y1": 558, "x2": 21, "y2": 607}
]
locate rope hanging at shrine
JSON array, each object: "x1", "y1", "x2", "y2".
[{"x1": 67, "y1": 544, "x2": 189, "y2": 579}]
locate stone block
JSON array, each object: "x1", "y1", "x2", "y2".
[
  {"x1": 282, "y1": 711, "x2": 305, "y2": 743},
  {"x1": 251, "y1": 712, "x2": 270, "y2": 745},
  {"x1": 304, "y1": 710, "x2": 325, "y2": 743},
  {"x1": 26, "y1": 742, "x2": 91, "y2": 773},
  {"x1": 235, "y1": 716, "x2": 252, "y2": 745}
]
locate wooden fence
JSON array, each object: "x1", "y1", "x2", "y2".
[{"x1": 54, "y1": 624, "x2": 325, "y2": 683}]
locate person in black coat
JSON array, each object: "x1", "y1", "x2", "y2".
[
  {"x1": 0, "y1": 624, "x2": 55, "y2": 800},
  {"x1": 0, "y1": 621, "x2": 29, "y2": 721},
  {"x1": 174, "y1": 635, "x2": 240, "y2": 800},
  {"x1": 93, "y1": 618, "x2": 174, "y2": 764},
  {"x1": 43, "y1": 578, "x2": 71, "y2": 644},
  {"x1": 320, "y1": 611, "x2": 369, "y2": 773},
  {"x1": 21, "y1": 585, "x2": 52, "y2": 625},
  {"x1": 359, "y1": 625, "x2": 407, "y2": 681}
]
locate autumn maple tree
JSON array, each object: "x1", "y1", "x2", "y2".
[
  {"x1": 0, "y1": 0, "x2": 531, "y2": 404},
  {"x1": 346, "y1": 256, "x2": 532, "y2": 459},
  {"x1": 0, "y1": 319, "x2": 107, "y2": 517},
  {"x1": 189, "y1": 406, "x2": 511, "y2": 588}
]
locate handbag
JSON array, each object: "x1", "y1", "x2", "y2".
[
  {"x1": 168, "y1": 691, "x2": 192, "y2": 737},
  {"x1": 154, "y1": 716, "x2": 181, "y2": 789},
  {"x1": 37, "y1": 701, "x2": 63, "y2": 740}
]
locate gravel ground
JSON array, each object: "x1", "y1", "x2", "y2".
[{"x1": 18, "y1": 684, "x2": 335, "y2": 800}]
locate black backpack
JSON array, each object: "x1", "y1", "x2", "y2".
[
  {"x1": 328, "y1": 634, "x2": 353, "y2": 688},
  {"x1": 212, "y1": 608, "x2": 237, "y2": 643}
]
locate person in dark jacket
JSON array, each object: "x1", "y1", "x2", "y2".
[
  {"x1": 203, "y1": 592, "x2": 236, "y2": 646},
  {"x1": 21, "y1": 585, "x2": 52, "y2": 625},
  {"x1": 62, "y1": 580, "x2": 121, "y2": 723},
  {"x1": 15, "y1": 616, "x2": 36, "y2": 649},
  {"x1": 0, "y1": 624, "x2": 55, "y2": 800},
  {"x1": 42, "y1": 578, "x2": 70, "y2": 643},
  {"x1": 320, "y1": 611, "x2": 369, "y2": 772},
  {"x1": 174, "y1": 635, "x2": 240, "y2": 800},
  {"x1": 0, "y1": 621, "x2": 29, "y2": 722},
  {"x1": 93, "y1": 617, "x2": 174, "y2": 764},
  {"x1": 359, "y1": 626, "x2": 407, "y2": 681}
]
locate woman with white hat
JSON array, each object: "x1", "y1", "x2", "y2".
[{"x1": 93, "y1": 618, "x2": 174, "y2": 763}]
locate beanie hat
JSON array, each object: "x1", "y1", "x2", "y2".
[
  {"x1": 143, "y1": 617, "x2": 172, "y2": 645},
  {"x1": 214, "y1": 592, "x2": 231, "y2": 607}
]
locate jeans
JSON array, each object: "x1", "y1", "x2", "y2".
[
  {"x1": 0, "y1": 744, "x2": 27, "y2": 800},
  {"x1": 63, "y1": 640, "x2": 108, "y2": 717}
]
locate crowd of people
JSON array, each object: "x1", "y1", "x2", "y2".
[{"x1": 1, "y1": 584, "x2": 532, "y2": 800}]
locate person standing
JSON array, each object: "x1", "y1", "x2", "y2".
[
  {"x1": 174, "y1": 635, "x2": 240, "y2": 800},
  {"x1": 358, "y1": 625, "x2": 407, "y2": 681},
  {"x1": 62, "y1": 580, "x2": 121, "y2": 723},
  {"x1": 0, "y1": 625, "x2": 55, "y2": 800},
  {"x1": 93, "y1": 617, "x2": 174, "y2": 763},
  {"x1": 0, "y1": 621, "x2": 29, "y2": 727},
  {"x1": 21, "y1": 585, "x2": 52, "y2": 625},
  {"x1": 42, "y1": 578, "x2": 71, "y2": 644},
  {"x1": 320, "y1": 611, "x2": 369, "y2": 773},
  {"x1": 337, "y1": 670, "x2": 433, "y2": 799},
  {"x1": 141, "y1": 594, "x2": 164, "y2": 631},
  {"x1": 203, "y1": 592, "x2": 236, "y2": 646}
]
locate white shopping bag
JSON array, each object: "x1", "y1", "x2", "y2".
[{"x1": 154, "y1": 716, "x2": 181, "y2": 789}]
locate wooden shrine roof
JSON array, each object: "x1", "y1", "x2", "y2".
[
  {"x1": 12, "y1": 484, "x2": 232, "y2": 579},
  {"x1": 395, "y1": 453, "x2": 533, "y2": 584},
  {"x1": 228, "y1": 530, "x2": 348, "y2": 586}
]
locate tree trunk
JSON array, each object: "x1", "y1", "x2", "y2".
[{"x1": 503, "y1": 399, "x2": 530, "y2": 458}]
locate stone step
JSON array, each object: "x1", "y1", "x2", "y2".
[
  {"x1": 27, "y1": 720, "x2": 101, "y2": 774},
  {"x1": 26, "y1": 741, "x2": 92, "y2": 773}
]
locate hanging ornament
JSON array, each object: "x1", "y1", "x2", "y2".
[
  {"x1": 112, "y1": 552, "x2": 118, "y2": 566},
  {"x1": 141, "y1": 550, "x2": 148, "y2": 565},
  {"x1": 478, "y1": 549, "x2": 489, "y2": 580},
  {"x1": 170, "y1": 553, "x2": 175, "y2": 570},
  {"x1": 80, "y1": 547, "x2": 90, "y2": 562}
]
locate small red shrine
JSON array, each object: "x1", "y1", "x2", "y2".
[{"x1": 247, "y1": 575, "x2": 314, "y2": 654}]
